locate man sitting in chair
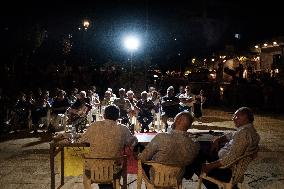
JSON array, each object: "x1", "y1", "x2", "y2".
[
  {"x1": 136, "y1": 91, "x2": 155, "y2": 133},
  {"x1": 138, "y1": 111, "x2": 200, "y2": 178},
  {"x1": 200, "y1": 107, "x2": 260, "y2": 189},
  {"x1": 80, "y1": 105, "x2": 138, "y2": 189},
  {"x1": 113, "y1": 88, "x2": 133, "y2": 125},
  {"x1": 67, "y1": 91, "x2": 92, "y2": 132},
  {"x1": 161, "y1": 86, "x2": 180, "y2": 132}
]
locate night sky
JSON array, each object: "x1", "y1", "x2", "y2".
[{"x1": 1, "y1": 0, "x2": 284, "y2": 64}]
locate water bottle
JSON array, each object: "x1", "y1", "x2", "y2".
[{"x1": 70, "y1": 126, "x2": 77, "y2": 143}]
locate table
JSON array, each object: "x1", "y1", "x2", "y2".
[
  {"x1": 135, "y1": 133, "x2": 157, "y2": 145},
  {"x1": 50, "y1": 138, "x2": 90, "y2": 189},
  {"x1": 50, "y1": 136, "x2": 128, "y2": 189},
  {"x1": 134, "y1": 131, "x2": 223, "y2": 143},
  {"x1": 188, "y1": 130, "x2": 224, "y2": 156}
]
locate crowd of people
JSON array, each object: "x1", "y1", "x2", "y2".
[
  {"x1": 2, "y1": 84, "x2": 207, "y2": 134},
  {"x1": 0, "y1": 81, "x2": 261, "y2": 189}
]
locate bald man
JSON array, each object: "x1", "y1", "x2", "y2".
[{"x1": 138, "y1": 111, "x2": 199, "y2": 166}]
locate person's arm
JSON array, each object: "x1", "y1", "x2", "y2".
[
  {"x1": 219, "y1": 130, "x2": 249, "y2": 166},
  {"x1": 161, "y1": 97, "x2": 171, "y2": 107},
  {"x1": 202, "y1": 160, "x2": 223, "y2": 174},
  {"x1": 123, "y1": 125, "x2": 138, "y2": 147},
  {"x1": 138, "y1": 135, "x2": 159, "y2": 162},
  {"x1": 172, "y1": 97, "x2": 180, "y2": 105},
  {"x1": 149, "y1": 100, "x2": 155, "y2": 110},
  {"x1": 210, "y1": 134, "x2": 230, "y2": 154},
  {"x1": 79, "y1": 125, "x2": 93, "y2": 143}
]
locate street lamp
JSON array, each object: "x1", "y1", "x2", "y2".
[
  {"x1": 123, "y1": 35, "x2": 140, "y2": 88},
  {"x1": 81, "y1": 19, "x2": 90, "y2": 64},
  {"x1": 83, "y1": 20, "x2": 90, "y2": 30}
]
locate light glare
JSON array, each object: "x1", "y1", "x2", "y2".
[{"x1": 124, "y1": 36, "x2": 140, "y2": 51}]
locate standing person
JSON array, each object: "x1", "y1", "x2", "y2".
[
  {"x1": 193, "y1": 89, "x2": 206, "y2": 119},
  {"x1": 200, "y1": 107, "x2": 260, "y2": 189},
  {"x1": 80, "y1": 105, "x2": 138, "y2": 189}
]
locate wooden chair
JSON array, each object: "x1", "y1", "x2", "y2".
[
  {"x1": 82, "y1": 154, "x2": 127, "y2": 189},
  {"x1": 137, "y1": 160, "x2": 184, "y2": 189},
  {"x1": 197, "y1": 150, "x2": 258, "y2": 189}
]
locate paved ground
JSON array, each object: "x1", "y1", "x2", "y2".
[{"x1": 0, "y1": 107, "x2": 284, "y2": 189}]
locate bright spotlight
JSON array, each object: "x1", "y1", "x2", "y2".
[{"x1": 124, "y1": 36, "x2": 140, "y2": 51}]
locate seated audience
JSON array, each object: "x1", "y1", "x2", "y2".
[
  {"x1": 10, "y1": 92, "x2": 30, "y2": 132},
  {"x1": 49, "y1": 90, "x2": 70, "y2": 132},
  {"x1": 113, "y1": 88, "x2": 133, "y2": 125},
  {"x1": 136, "y1": 91, "x2": 155, "y2": 133},
  {"x1": 161, "y1": 86, "x2": 180, "y2": 132},
  {"x1": 31, "y1": 91, "x2": 51, "y2": 133},
  {"x1": 67, "y1": 91, "x2": 92, "y2": 132},
  {"x1": 179, "y1": 85, "x2": 194, "y2": 112}
]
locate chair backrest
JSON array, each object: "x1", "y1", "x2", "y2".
[
  {"x1": 229, "y1": 149, "x2": 259, "y2": 183},
  {"x1": 83, "y1": 155, "x2": 126, "y2": 184},
  {"x1": 137, "y1": 160, "x2": 184, "y2": 188},
  {"x1": 90, "y1": 158, "x2": 116, "y2": 183},
  {"x1": 150, "y1": 163, "x2": 183, "y2": 187},
  {"x1": 197, "y1": 149, "x2": 259, "y2": 189}
]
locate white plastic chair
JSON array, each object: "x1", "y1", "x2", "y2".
[
  {"x1": 82, "y1": 154, "x2": 127, "y2": 189},
  {"x1": 137, "y1": 160, "x2": 184, "y2": 189},
  {"x1": 197, "y1": 150, "x2": 258, "y2": 189}
]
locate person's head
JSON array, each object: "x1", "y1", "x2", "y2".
[
  {"x1": 151, "y1": 90, "x2": 158, "y2": 99},
  {"x1": 104, "y1": 105, "x2": 120, "y2": 121},
  {"x1": 232, "y1": 107, "x2": 254, "y2": 128},
  {"x1": 79, "y1": 91, "x2": 87, "y2": 99},
  {"x1": 18, "y1": 92, "x2": 26, "y2": 101},
  {"x1": 107, "y1": 88, "x2": 113, "y2": 94},
  {"x1": 167, "y1": 86, "x2": 175, "y2": 97},
  {"x1": 87, "y1": 89, "x2": 93, "y2": 97},
  {"x1": 58, "y1": 90, "x2": 66, "y2": 99},
  {"x1": 104, "y1": 90, "x2": 111, "y2": 99},
  {"x1": 91, "y1": 86, "x2": 96, "y2": 92},
  {"x1": 126, "y1": 90, "x2": 134, "y2": 99},
  {"x1": 118, "y1": 88, "x2": 126, "y2": 98},
  {"x1": 72, "y1": 88, "x2": 78, "y2": 94},
  {"x1": 173, "y1": 111, "x2": 194, "y2": 131},
  {"x1": 141, "y1": 91, "x2": 148, "y2": 100},
  {"x1": 185, "y1": 85, "x2": 191, "y2": 93},
  {"x1": 149, "y1": 87, "x2": 156, "y2": 93},
  {"x1": 179, "y1": 85, "x2": 185, "y2": 94}
]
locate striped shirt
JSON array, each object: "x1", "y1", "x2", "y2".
[{"x1": 218, "y1": 123, "x2": 260, "y2": 183}]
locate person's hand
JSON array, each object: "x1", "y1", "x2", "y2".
[
  {"x1": 201, "y1": 163, "x2": 212, "y2": 174},
  {"x1": 210, "y1": 138, "x2": 220, "y2": 155}
]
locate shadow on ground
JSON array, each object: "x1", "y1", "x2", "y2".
[{"x1": 0, "y1": 130, "x2": 53, "y2": 144}]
